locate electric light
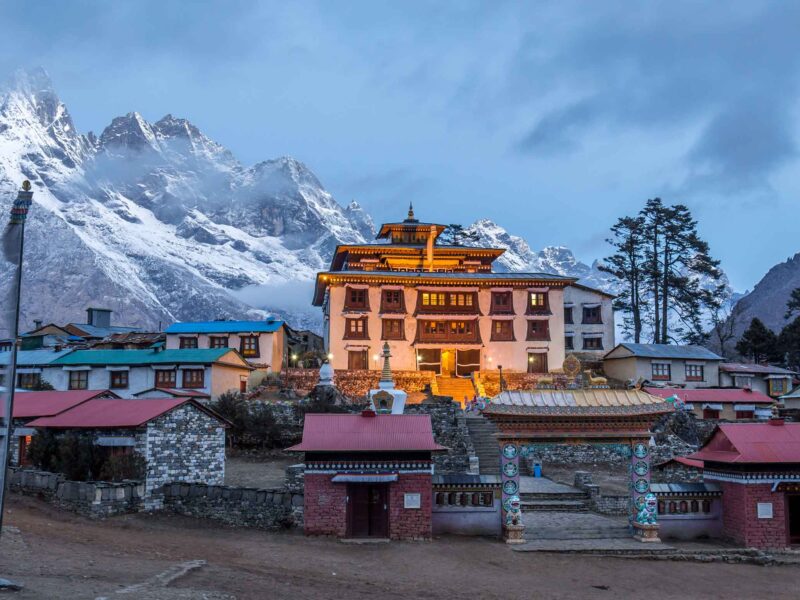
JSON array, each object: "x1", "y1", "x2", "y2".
[
  {"x1": 373, "y1": 354, "x2": 380, "y2": 361},
  {"x1": 327, "y1": 353, "x2": 334, "y2": 360}
]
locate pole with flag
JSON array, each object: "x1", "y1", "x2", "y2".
[{"x1": 0, "y1": 181, "x2": 34, "y2": 538}]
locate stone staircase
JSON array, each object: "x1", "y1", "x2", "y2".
[
  {"x1": 435, "y1": 376, "x2": 476, "y2": 406},
  {"x1": 464, "y1": 413, "x2": 500, "y2": 475},
  {"x1": 522, "y1": 512, "x2": 632, "y2": 540},
  {"x1": 519, "y1": 489, "x2": 592, "y2": 513}
]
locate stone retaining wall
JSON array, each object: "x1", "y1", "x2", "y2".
[
  {"x1": 406, "y1": 400, "x2": 474, "y2": 474},
  {"x1": 159, "y1": 482, "x2": 304, "y2": 530},
  {"x1": 7, "y1": 468, "x2": 145, "y2": 518},
  {"x1": 573, "y1": 471, "x2": 630, "y2": 516}
]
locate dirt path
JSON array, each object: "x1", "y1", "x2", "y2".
[{"x1": 1, "y1": 496, "x2": 799, "y2": 599}]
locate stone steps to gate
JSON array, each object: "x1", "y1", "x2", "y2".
[
  {"x1": 464, "y1": 413, "x2": 501, "y2": 476},
  {"x1": 521, "y1": 499, "x2": 590, "y2": 512}
]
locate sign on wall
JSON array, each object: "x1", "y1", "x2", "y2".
[
  {"x1": 757, "y1": 502, "x2": 773, "y2": 519},
  {"x1": 404, "y1": 493, "x2": 421, "y2": 509}
]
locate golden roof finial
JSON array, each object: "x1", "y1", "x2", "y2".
[{"x1": 407, "y1": 202, "x2": 414, "y2": 220}]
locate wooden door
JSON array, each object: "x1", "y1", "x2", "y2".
[
  {"x1": 789, "y1": 495, "x2": 800, "y2": 544},
  {"x1": 441, "y1": 350, "x2": 454, "y2": 376},
  {"x1": 347, "y1": 484, "x2": 389, "y2": 538}
]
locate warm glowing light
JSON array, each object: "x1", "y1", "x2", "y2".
[
  {"x1": 291, "y1": 354, "x2": 298, "y2": 360},
  {"x1": 487, "y1": 356, "x2": 493, "y2": 362},
  {"x1": 417, "y1": 354, "x2": 422, "y2": 360},
  {"x1": 327, "y1": 353, "x2": 334, "y2": 360},
  {"x1": 528, "y1": 357, "x2": 533, "y2": 362},
  {"x1": 373, "y1": 354, "x2": 380, "y2": 361}
]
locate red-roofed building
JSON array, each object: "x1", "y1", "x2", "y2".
[
  {"x1": 645, "y1": 387, "x2": 776, "y2": 421},
  {"x1": 27, "y1": 398, "x2": 229, "y2": 501},
  {"x1": 4, "y1": 390, "x2": 119, "y2": 466},
  {"x1": 689, "y1": 421, "x2": 800, "y2": 548},
  {"x1": 288, "y1": 412, "x2": 445, "y2": 540}
]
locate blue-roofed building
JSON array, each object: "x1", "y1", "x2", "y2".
[
  {"x1": 164, "y1": 318, "x2": 288, "y2": 376},
  {"x1": 603, "y1": 343, "x2": 723, "y2": 389}
]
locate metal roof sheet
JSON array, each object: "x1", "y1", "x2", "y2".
[
  {"x1": 0, "y1": 349, "x2": 73, "y2": 366},
  {"x1": 491, "y1": 389, "x2": 666, "y2": 407},
  {"x1": 164, "y1": 320, "x2": 283, "y2": 334},
  {"x1": 645, "y1": 387, "x2": 775, "y2": 404},
  {"x1": 287, "y1": 414, "x2": 445, "y2": 452},
  {"x1": 26, "y1": 398, "x2": 225, "y2": 429},
  {"x1": 720, "y1": 362, "x2": 796, "y2": 376},
  {"x1": 690, "y1": 422, "x2": 800, "y2": 464},
  {"x1": 605, "y1": 343, "x2": 722, "y2": 361},
  {"x1": 319, "y1": 270, "x2": 574, "y2": 281},
  {"x1": 50, "y1": 348, "x2": 239, "y2": 366},
  {"x1": 0, "y1": 390, "x2": 119, "y2": 419}
]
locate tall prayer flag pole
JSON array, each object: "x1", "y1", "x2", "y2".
[{"x1": 0, "y1": 181, "x2": 34, "y2": 537}]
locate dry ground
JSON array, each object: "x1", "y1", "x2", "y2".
[
  {"x1": 1, "y1": 496, "x2": 799, "y2": 599},
  {"x1": 224, "y1": 455, "x2": 297, "y2": 488}
]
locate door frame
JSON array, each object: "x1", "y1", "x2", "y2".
[
  {"x1": 346, "y1": 483, "x2": 390, "y2": 539},
  {"x1": 788, "y1": 493, "x2": 800, "y2": 545}
]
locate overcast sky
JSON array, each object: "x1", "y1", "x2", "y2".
[{"x1": 1, "y1": 1, "x2": 798, "y2": 291}]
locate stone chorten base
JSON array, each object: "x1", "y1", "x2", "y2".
[
  {"x1": 632, "y1": 522, "x2": 661, "y2": 543},
  {"x1": 504, "y1": 524, "x2": 527, "y2": 545}
]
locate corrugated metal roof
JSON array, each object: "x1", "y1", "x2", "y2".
[
  {"x1": 650, "y1": 482, "x2": 720, "y2": 494},
  {"x1": 287, "y1": 414, "x2": 445, "y2": 452},
  {"x1": 645, "y1": 387, "x2": 775, "y2": 404},
  {"x1": 605, "y1": 343, "x2": 722, "y2": 361},
  {"x1": 720, "y1": 363, "x2": 796, "y2": 376},
  {"x1": 68, "y1": 323, "x2": 140, "y2": 338},
  {"x1": 690, "y1": 422, "x2": 800, "y2": 464},
  {"x1": 491, "y1": 389, "x2": 666, "y2": 407},
  {"x1": 51, "y1": 348, "x2": 239, "y2": 366},
  {"x1": 0, "y1": 349, "x2": 73, "y2": 366},
  {"x1": 318, "y1": 270, "x2": 574, "y2": 281},
  {"x1": 781, "y1": 385, "x2": 800, "y2": 400},
  {"x1": 164, "y1": 320, "x2": 283, "y2": 334},
  {"x1": 132, "y1": 387, "x2": 211, "y2": 399},
  {"x1": 0, "y1": 390, "x2": 119, "y2": 419},
  {"x1": 26, "y1": 398, "x2": 225, "y2": 429}
]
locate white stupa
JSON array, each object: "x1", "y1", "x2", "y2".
[{"x1": 368, "y1": 342, "x2": 407, "y2": 414}]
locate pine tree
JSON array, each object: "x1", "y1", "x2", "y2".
[
  {"x1": 735, "y1": 318, "x2": 780, "y2": 363},
  {"x1": 778, "y1": 316, "x2": 800, "y2": 371},
  {"x1": 599, "y1": 216, "x2": 646, "y2": 342},
  {"x1": 785, "y1": 288, "x2": 800, "y2": 320}
]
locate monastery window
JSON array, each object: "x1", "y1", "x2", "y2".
[
  {"x1": 565, "y1": 335, "x2": 574, "y2": 350},
  {"x1": 344, "y1": 287, "x2": 369, "y2": 310},
  {"x1": 423, "y1": 321, "x2": 447, "y2": 335},
  {"x1": 526, "y1": 320, "x2": 550, "y2": 341},
  {"x1": 421, "y1": 292, "x2": 445, "y2": 307},
  {"x1": 449, "y1": 321, "x2": 474, "y2": 335},
  {"x1": 582, "y1": 336, "x2": 603, "y2": 351},
  {"x1": 348, "y1": 350, "x2": 368, "y2": 371},
  {"x1": 382, "y1": 319, "x2": 404, "y2": 340},
  {"x1": 582, "y1": 305, "x2": 602, "y2": 324},
  {"x1": 702, "y1": 407, "x2": 720, "y2": 420},
  {"x1": 240, "y1": 335, "x2": 260, "y2": 358},
  {"x1": 491, "y1": 292, "x2": 514, "y2": 314},
  {"x1": 109, "y1": 370, "x2": 129, "y2": 389},
  {"x1": 182, "y1": 368, "x2": 205, "y2": 389},
  {"x1": 527, "y1": 353, "x2": 548, "y2": 374},
  {"x1": 209, "y1": 336, "x2": 229, "y2": 349},
  {"x1": 526, "y1": 292, "x2": 550, "y2": 315},
  {"x1": 179, "y1": 336, "x2": 198, "y2": 349},
  {"x1": 736, "y1": 409, "x2": 754, "y2": 420},
  {"x1": 344, "y1": 318, "x2": 369, "y2": 340},
  {"x1": 448, "y1": 293, "x2": 474, "y2": 307},
  {"x1": 564, "y1": 306, "x2": 573, "y2": 324},
  {"x1": 16, "y1": 372, "x2": 41, "y2": 390},
  {"x1": 68, "y1": 370, "x2": 88, "y2": 390},
  {"x1": 381, "y1": 289, "x2": 405, "y2": 313},
  {"x1": 651, "y1": 362, "x2": 671, "y2": 381},
  {"x1": 491, "y1": 320, "x2": 515, "y2": 341},
  {"x1": 769, "y1": 378, "x2": 787, "y2": 395},
  {"x1": 685, "y1": 364, "x2": 704, "y2": 382},
  {"x1": 155, "y1": 369, "x2": 177, "y2": 388}
]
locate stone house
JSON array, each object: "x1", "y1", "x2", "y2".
[
  {"x1": 719, "y1": 363, "x2": 797, "y2": 399},
  {"x1": 288, "y1": 411, "x2": 444, "y2": 540},
  {"x1": 2, "y1": 389, "x2": 120, "y2": 466},
  {"x1": 690, "y1": 420, "x2": 800, "y2": 548},
  {"x1": 602, "y1": 343, "x2": 723, "y2": 388},
  {"x1": 562, "y1": 283, "x2": 615, "y2": 362},
  {"x1": 164, "y1": 319, "x2": 287, "y2": 382},
  {"x1": 26, "y1": 397, "x2": 229, "y2": 500},
  {"x1": 645, "y1": 387, "x2": 776, "y2": 421},
  {"x1": 43, "y1": 347, "x2": 252, "y2": 399}
]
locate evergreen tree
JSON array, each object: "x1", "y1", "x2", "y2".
[
  {"x1": 778, "y1": 316, "x2": 800, "y2": 371},
  {"x1": 735, "y1": 318, "x2": 780, "y2": 363},
  {"x1": 599, "y1": 216, "x2": 646, "y2": 342},
  {"x1": 439, "y1": 224, "x2": 480, "y2": 246},
  {"x1": 785, "y1": 288, "x2": 800, "y2": 320}
]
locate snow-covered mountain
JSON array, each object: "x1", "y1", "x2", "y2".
[
  {"x1": 0, "y1": 68, "x2": 371, "y2": 332},
  {"x1": 464, "y1": 219, "x2": 618, "y2": 291}
]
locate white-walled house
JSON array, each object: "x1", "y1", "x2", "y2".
[
  {"x1": 164, "y1": 320, "x2": 287, "y2": 377},
  {"x1": 719, "y1": 363, "x2": 796, "y2": 399},
  {"x1": 43, "y1": 347, "x2": 252, "y2": 399},
  {"x1": 562, "y1": 284, "x2": 615, "y2": 360},
  {"x1": 602, "y1": 343, "x2": 723, "y2": 388}
]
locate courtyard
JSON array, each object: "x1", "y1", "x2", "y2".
[{"x1": 1, "y1": 495, "x2": 799, "y2": 599}]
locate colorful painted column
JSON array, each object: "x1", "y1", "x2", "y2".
[
  {"x1": 500, "y1": 442, "x2": 525, "y2": 543},
  {"x1": 630, "y1": 439, "x2": 651, "y2": 519}
]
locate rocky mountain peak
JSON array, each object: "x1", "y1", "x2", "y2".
[
  {"x1": 344, "y1": 200, "x2": 377, "y2": 240},
  {"x1": 98, "y1": 111, "x2": 159, "y2": 153}
]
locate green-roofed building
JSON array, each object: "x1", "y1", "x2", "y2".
[{"x1": 43, "y1": 347, "x2": 251, "y2": 399}]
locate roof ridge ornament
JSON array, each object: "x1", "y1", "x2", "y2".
[{"x1": 404, "y1": 202, "x2": 418, "y2": 223}]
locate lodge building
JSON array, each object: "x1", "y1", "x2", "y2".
[{"x1": 313, "y1": 207, "x2": 585, "y2": 382}]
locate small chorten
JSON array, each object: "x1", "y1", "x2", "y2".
[
  {"x1": 318, "y1": 360, "x2": 334, "y2": 386},
  {"x1": 368, "y1": 342, "x2": 407, "y2": 414}
]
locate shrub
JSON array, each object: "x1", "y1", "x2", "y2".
[
  {"x1": 57, "y1": 433, "x2": 104, "y2": 481},
  {"x1": 26, "y1": 429, "x2": 60, "y2": 471},
  {"x1": 98, "y1": 453, "x2": 146, "y2": 481},
  {"x1": 210, "y1": 392, "x2": 285, "y2": 449}
]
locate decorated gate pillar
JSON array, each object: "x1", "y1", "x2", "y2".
[
  {"x1": 630, "y1": 438, "x2": 660, "y2": 542},
  {"x1": 500, "y1": 442, "x2": 525, "y2": 544}
]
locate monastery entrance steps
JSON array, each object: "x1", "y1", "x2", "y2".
[
  {"x1": 518, "y1": 477, "x2": 591, "y2": 512},
  {"x1": 435, "y1": 376, "x2": 476, "y2": 406},
  {"x1": 464, "y1": 413, "x2": 501, "y2": 476},
  {"x1": 521, "y1": 511, "x2": 631, "y2": 541}
]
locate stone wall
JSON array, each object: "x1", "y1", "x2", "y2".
[
  {"x1": 159, "y1": 482, "x2": 303, "y2": 530},
  {"x1": 523, "y1": 443, "x2": 634, "y2": 467},
  {"x1": 573, "y1": 471, "x2": 629, "y2": 516},
  {"x1": 652, "y1": 461, "x2": 704, "y2": 483},
  {"x1": 406, "y1": 400, "x2": 474, "y2": 474},
  {"x1": 7, "y1": 468, "x2": 145, "y2": 518},
  {"x1": 282, "y1": 369, "x2": 434, "y2": 399},
  {"x1": 144, "y1": 403, "x2": 226, "y2": 503}
]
